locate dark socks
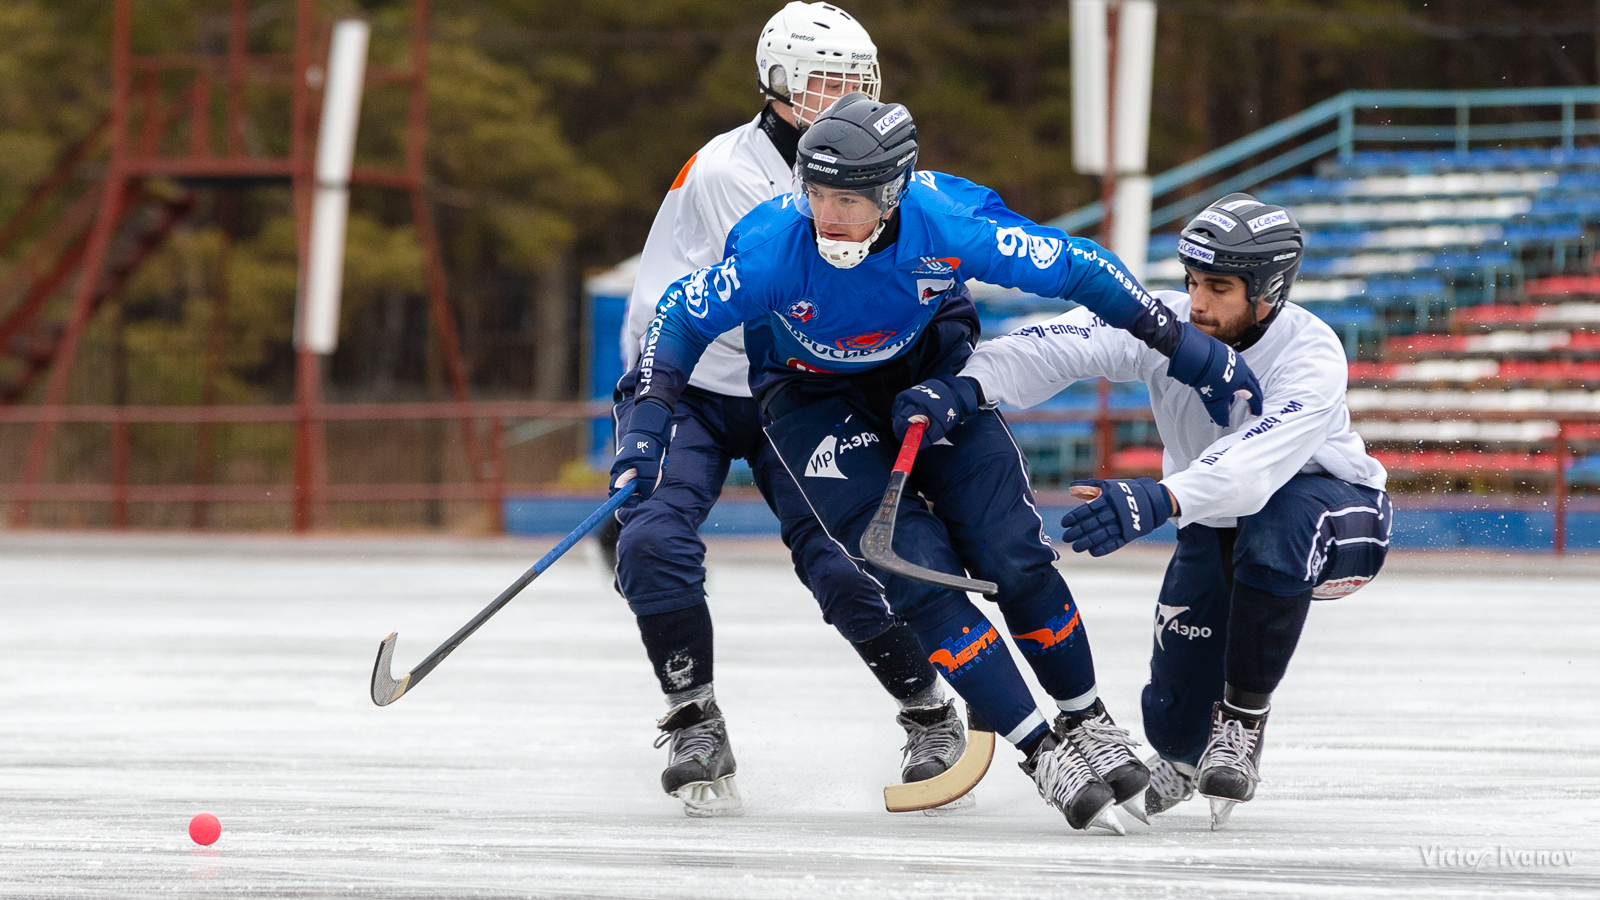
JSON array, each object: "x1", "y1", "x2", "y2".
[
  {"x1": 637, "y1": 603, "x2": 714, "y2": 695},
  {"x1": 851, "y1": 623, "x2": 940, "y2": 703},
  {"x1": 1225, "y1": 581, "x2": 1313, "y2": 698}
]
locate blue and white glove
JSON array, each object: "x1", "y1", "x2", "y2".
[
  {"x1": 891, "y1": 374, "x2": 982, "y2": 448},
  {"x1": 1167, "y1": 322, "x2": 1264, "y2": 427},
  {"x1": 609, "y1": 398, "x2": 672, "y2": 506},
  {"x1": 1059, "y1": 477, "x2": 1173, "y2": 557}
]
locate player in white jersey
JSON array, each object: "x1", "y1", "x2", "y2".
[
  {"x1": 954, "y1": 193, "x2": 1393, "y2": 829},
  {"x1": 606, "y1": 3, "x2": 966, "y2": 817}
]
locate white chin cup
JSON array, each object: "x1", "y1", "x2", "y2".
[{"x1": 815, "y1": 220, "x2": 887, "y2": 269}]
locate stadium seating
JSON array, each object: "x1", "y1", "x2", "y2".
[{"x1": 1010, "y1": 145, "x2": 1600, "y2": 487}]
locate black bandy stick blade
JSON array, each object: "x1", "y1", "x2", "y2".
[
  {"x1": 860, "y1": 476, "x2": 998, "y2": 596},
  {"x1": 371, "y1": 633, "x2": 410, "y2": 707}
]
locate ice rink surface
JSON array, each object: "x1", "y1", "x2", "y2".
[{"x1": 1, "y1": 532, "x2": 1596, "y2": 899}]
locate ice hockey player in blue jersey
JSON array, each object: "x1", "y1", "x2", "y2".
[
  {"x1": 606, "y1": 3, "x2": 965, "y2": 820},
  {"x1": 959, "y1": 193, "x2": 1392, "y2": 829},
  {"x1": 611, "y1": 93, "x2": 1265, "y2": 832}
]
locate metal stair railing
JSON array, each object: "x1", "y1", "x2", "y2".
[{"x1": 1050, "y1": 86, "x2": 1600, "y2": 238}]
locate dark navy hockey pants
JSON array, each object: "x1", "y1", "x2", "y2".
[
  {"x1": 764, "y1": 394, "x2": 1096, "y2": 745},
  {"x1": 612, "y1": 386, "x2": 896, "y2": 644},
  {"x1": 1142, "y1": 473, "x2": 1392, "y2": 765}
]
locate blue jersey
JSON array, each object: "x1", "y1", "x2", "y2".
[{"x1": 635, "y1": 170, "x2": 1181, "y2": 407}]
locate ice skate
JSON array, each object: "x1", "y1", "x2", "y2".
[
  {"x1": 1019, "y1": 732, "x2": 1122, "y2": 834},
  {"x1": 1196, "y1": 702, "x2": 1267, "y2": 830},
  {"x1": 1142, "y1": 755, "x2": 1196, "y2": 819},
  {"x1": 896, "y1": 700, "x2": 975, "y2": 813},
  {"x1": 1055, "y1": 699, "x2": 1150, "y2": 823},
  {"x1": 655, "y1": 698, "x2": 742, "y2": 817}
]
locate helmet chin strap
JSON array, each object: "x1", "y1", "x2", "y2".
[{"x1": 815, "y1": 218, "x2": 889, "y2": 269}]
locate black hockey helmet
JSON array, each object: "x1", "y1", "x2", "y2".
[
  {"x1": 1176, "y1": 192, "x2": 1304, "y2": 313},
  {"x1": 794, "y1": 92, "x2": 917, "y2": 225}
]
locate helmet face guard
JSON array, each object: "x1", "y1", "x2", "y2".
[
  {"x1": 794, "y1": 170, "x2": 907, "y2": 226},
  {"x1": 768, "y1": 65, "x2": 882, "y2": 127},
  {"x1": 758, "y1": 2, "x2": 881, "y2": 127}
]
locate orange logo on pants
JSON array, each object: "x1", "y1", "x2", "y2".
[
  {"x1": 1012, "y1": 607, "x2": 1082, "y2": 652},
  {"x1": 928, "y1": 624, "x2": 998, "y2": 674}
]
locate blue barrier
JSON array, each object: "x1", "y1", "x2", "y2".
[{"x1": 505, "y1": 495, "x2": 1599, "y2": 554}]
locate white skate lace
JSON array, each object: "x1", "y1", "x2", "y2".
[
  {"x1": 899, "y1": 711, "x2": 963, "y2": 769},
  {"x1": 1148, "y1": 758, "x2": 1195, "y2": 801},
  {"x1": 1031, "y1": 744, "x2": 1098, "y2": 812},
  {"x1": 1067, "y1": 713, "x2": 1139, "y2": 774},
  {"x1": 655, "y1": 718, "x2": 722, "y2": 765},
  {"x1": 1201, "y1": 718, "x2": 1261, "y2": 781}
]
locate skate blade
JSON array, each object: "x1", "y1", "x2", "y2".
[
  {"x1": 1208, "y1": 796, "x2": 1237, "y2": 830},
  {"x1": 1119, "y1": 797, "x2": 1150, "y2": 825},
  {"x1": 675, "y1": 774, "x2": 743, "y2": 818},
  {"x1": 921, "y1": 792, "x2": 977, "y2": 817},
  {"x1": 1087, "y1": 805, "x2": 1126, "y2": 836}
]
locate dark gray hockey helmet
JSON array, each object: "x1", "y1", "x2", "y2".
[
  {"x1": 794, "y1": 92, "x2": 917, "y2": 225},
  {"x1": 1176, "y1": 192, "x2": 1304, "y2": 313}
]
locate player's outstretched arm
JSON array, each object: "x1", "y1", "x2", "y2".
[
  {"x1": 957, "y1": 216, "x2": 1263, "y2": 425},
  {"x1": 1058, "y1": 478, "x2": 1175, "y2": 556}
]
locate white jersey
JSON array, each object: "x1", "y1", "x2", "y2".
[
  {"x1": 623, "y1": 113, "x2": 793, "y2": 397},
  {"x1": 962, "y1": 292, "x2": 1388, "y2": 529}
]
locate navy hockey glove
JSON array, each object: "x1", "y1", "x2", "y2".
[
  {"x1": 1059, "y1": 477, "x2": 1173, "y2": 557},
  {"x1": 892, "y1": 374, "x2": 982, "y2": 448},
  {"x1": 610, "y1": 398, "x2": 673, "y2": 506},
  {"x1": 1166, "y1": 322, "x2": 1265, "y2": 427}
]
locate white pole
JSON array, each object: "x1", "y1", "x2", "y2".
[
  {"x1": 1069, "y1": 0, "x2": 1108, "y2": 176},
  {"x1": 1111, "y1": 0, "x2": 1156, "y2": 277},
  {"x1": 1113, "y1": 0, "x2": 1156, "y2": 175},
  {"x1": 1112, "y1": 175, "x2": 1152, "y2": 282},
  {"x1": 299, "y1": 19, "x2": 370, "y2": 355}
]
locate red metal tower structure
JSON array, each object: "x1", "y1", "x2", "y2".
[{"x1": 0, "y1": 0, "x2": 479, "y2": 531}]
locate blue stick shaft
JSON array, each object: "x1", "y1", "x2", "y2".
[{"x1": 404, "y1": 483, "x2": 635, "y2": 685}]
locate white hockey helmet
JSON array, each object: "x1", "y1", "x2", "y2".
[{"x1": 757, "y1": 2, "x2": 881, "y2": 128}]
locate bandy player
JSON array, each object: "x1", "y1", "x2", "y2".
[
  {"x1": 958, "y1": 193, "x2": 1392, "y2": 828},
  {"x1": 608, "y1": 2, "x2": 967, "y2": 817}
]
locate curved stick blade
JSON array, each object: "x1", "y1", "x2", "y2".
[{"x1": 370, "y1": 633, "x2": 411, "y2": 707}]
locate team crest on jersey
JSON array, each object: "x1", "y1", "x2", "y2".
[
  {"x1": 836, "y1": 330, "x2": 897, "y2": 351},
  {"x1": 786, "y1": 299, "x2": 818, "y2": 323},
  {"x1": 916, "y1": 278, "x2": 956, "y2": 305},
  {"x1": 913, "y1": 256, "x2": 961, "y2": 276}
]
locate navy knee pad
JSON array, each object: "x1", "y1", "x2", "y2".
[
  {"x1": 615, "y1": 503, "x2": 709, "y2": 617},
  {"x1": 1224, "y1": 581, "x2": 1313, "y2": 697}
]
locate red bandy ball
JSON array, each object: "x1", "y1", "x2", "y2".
[{"x1": 189, "y1": 813, "x2": 222, "y2": 846}]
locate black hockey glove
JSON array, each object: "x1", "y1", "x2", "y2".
[
  {"x1": 891, "y1": 374, "x2": 982, "y2": 448},
  {"x1": 1166, "y1": 322, "x2": 1265, "y2": 427},
  {"x1": 1059, "y1": 477, "x2": 1173, "y2": 557},
  {"x1": 610, "y1": 398, "x2": 673, "y2": 506}
]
